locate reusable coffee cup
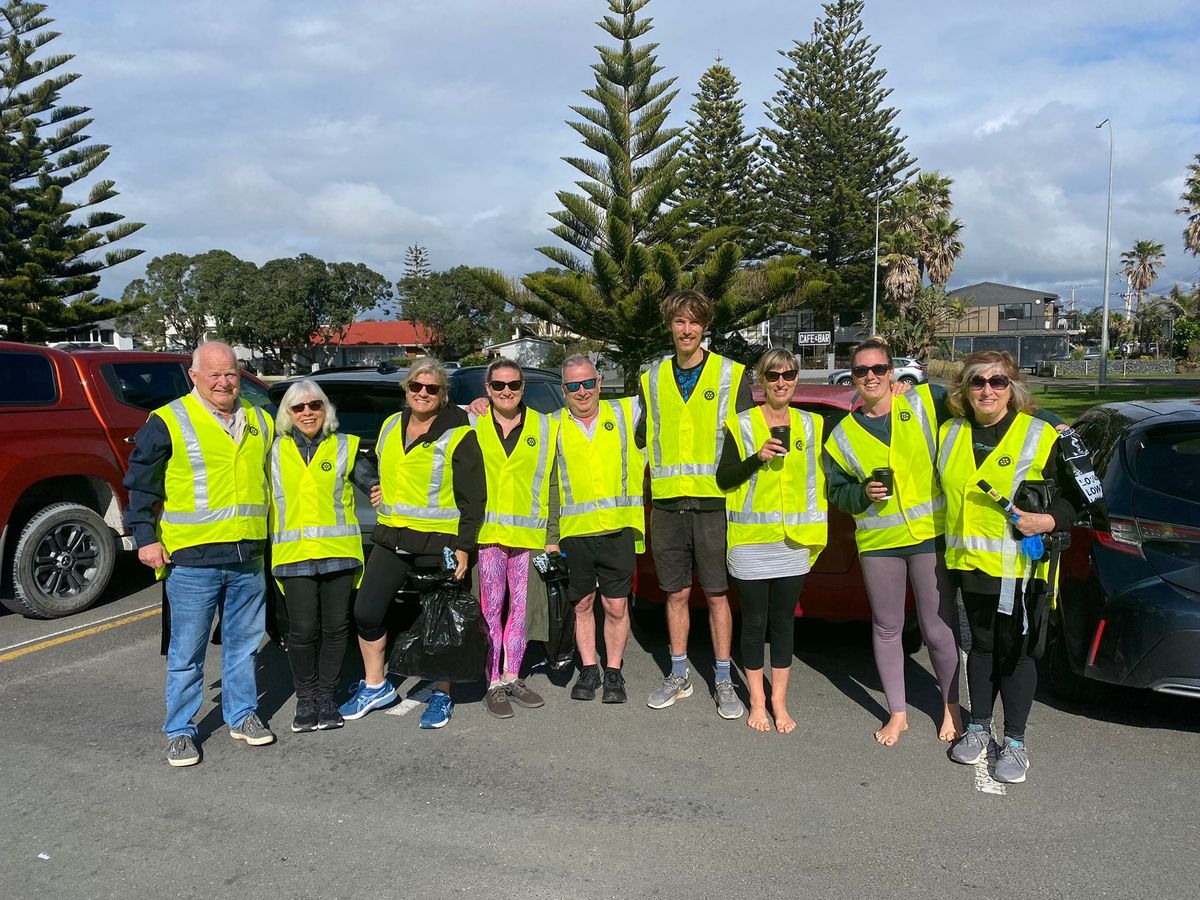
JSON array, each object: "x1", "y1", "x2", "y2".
[
  {"x1": 871, "y1": 467, "x2": 894, "y2": 499},
  {"x1": 770, "y1": 425, "x2": 791, "y2": 454}
]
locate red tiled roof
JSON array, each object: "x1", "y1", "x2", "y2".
[{"x1": 315, "y1": 320, "x2": 433, "y2": 346}]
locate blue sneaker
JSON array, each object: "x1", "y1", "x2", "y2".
[
  {"x1": 338, "y1": 679, "x2": 397, "y2": 720},
  {"x1": 419, "y1": 690, "x2": 452, "y2": 729}
]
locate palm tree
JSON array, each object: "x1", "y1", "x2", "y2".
[
  {"x1": 1120, "y1": 239, "x2": 1166, "y2": 316},
  {"x1": 922, "y1": 213, "x2": 965, "y2": 287},
  {"x1": 1177, "y1": 153, "x2": 1200, "y2": 257},
  {"x1": 881, "y1": 228, "x2": 921, "y2": 307},
  {"x1": 913, "y1": 171, "x2": 953, "y2": 219}
]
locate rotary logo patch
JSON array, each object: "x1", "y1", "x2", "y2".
[
  {"x1": 898, "y1": 410, "x2": 912, "y2": 422},
  {"x1": 704, "y1": 389, "x2": 716, "y2": 401},
  {"x1": 604, "y1": 421, "x2": 615, "y2": 431},
  {"x1": 795, "y1": 439, "x2": 804, "y2": 451},
  {"x1": 248, "y1": 425, "x2": 259, "y2": 435},
  {"x1": 998, "y1": 455, "x2": 1013, "y2": 467},
  {"x1": 422, "y1": 440, "x2": 434, "y2": 449},
  {"x1": 320, "y1": 461, "x2": 333, "y2": 472},
  {"x1": 526, "y1": 436, "x2": 537, "y2": 447}
]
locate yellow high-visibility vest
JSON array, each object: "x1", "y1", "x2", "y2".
[
  {"x1": 153, "y1": 394, "x2": 272, "y2": 555},
  {"x1": 938, "y1": 413, "x2": 1060, "y2": 611},
  {"x1": 825, "y1": 383, "x2": 945, "y2": 552},
  {"x1": 476, "y1": 408, "x2": 560, "y2": 550},
  {"x1": 723, "y1": 406, "x2": 828, "y2": 560},
  {"x1": 554, "y1": 398, "x2": 646, "y2": 552},
  {"x1": 375, "y1": 413, "x2": 472, "y2": 535},
  {"x1": 641, "y1": 353, "x2": 745, "y2": 499},
  {"x1": 268, "y1": 432, "x2": 364, "y2": 584}
]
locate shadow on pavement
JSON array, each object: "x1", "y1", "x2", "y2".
[{"x1": 1034, "y1": 677, "x2": 1200, "y2": 734}]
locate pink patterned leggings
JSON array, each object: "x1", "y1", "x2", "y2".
[{"x1": 478, "y1": 544, "x2": 531, "y2": 683}]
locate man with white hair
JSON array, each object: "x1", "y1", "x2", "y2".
[{"x1": 124, "y1": 341, "x2": 276, "y2": 767}]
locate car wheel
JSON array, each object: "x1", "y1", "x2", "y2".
[
  {"x1": 1045, "y1": 609, "x2": 1091, "y2": 703},
  {"x1": 899, "y1": 375, "x2": 917, "y2": 385},
  {"x1": 837, "y1": 376, "x2": 853, "y2": 387},
  {"x1": 5, "y1": 503, "x2": 116, "y2": 619}
]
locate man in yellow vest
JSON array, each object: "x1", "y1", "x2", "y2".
[
  {"x1": 124, "y1": 341, "x2": 276, "y2": 767},
  {"x1": 553, "y1": 356, "x2": 646, "y2": 704},
  {"x1": 637, "y1": 290, "x2": 754, "y2": 719}
]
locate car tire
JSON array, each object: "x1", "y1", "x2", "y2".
[
  {"x1": 899, "y1": 375, "x2": 917, "y2": 385},
  {"x1": 837, "y1": 376, "x2": 853, "y2": 387},
  {"x1": 1045, "y1": 609, "x2": 1091, "y2": 703},
  {"x1": 5, "y1": 503, "x2": 116, "y2": 619}
]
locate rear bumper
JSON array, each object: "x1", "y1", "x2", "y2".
[{"x1": 1085, "y1": 581, "x2": 1200, "y2": 691}]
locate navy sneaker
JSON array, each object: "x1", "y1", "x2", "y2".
[
  {"x1": 338, "y1": 679, "x2": 398, "y2": 721},
  {"x1": 419, "y1": 689, "x2": 452, "y2": 729}
]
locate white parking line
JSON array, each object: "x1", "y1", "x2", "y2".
[
  {"x1": 386, "y1": 683, "x2": 434, "y2": 716},
  {"x1": 0, "y1": 603, "x2": 160, "y2": 656}
]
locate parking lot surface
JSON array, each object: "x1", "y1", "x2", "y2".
[{"x1": 2, "y1": 562, "x2": 1198, "y2": 899}]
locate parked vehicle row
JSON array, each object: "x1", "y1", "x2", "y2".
[{"x1": 828, "y1": 356, "x2": 928, "y2": 387}]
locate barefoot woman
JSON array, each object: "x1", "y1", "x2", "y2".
[{"x1": 716, "y1": 348, "x2": 828, "y2": 734}]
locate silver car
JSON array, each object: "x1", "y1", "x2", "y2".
[{"x1": 828, "y1": 356, "x2": 929, "y2": 387}]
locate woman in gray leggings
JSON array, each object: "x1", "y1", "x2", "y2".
[{"x1": 825, "y1": 339, "x2": 962, "y2": 747}]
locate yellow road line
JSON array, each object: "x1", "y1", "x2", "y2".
[{"x1": 0, "y1": 607, "x2": 160, "y2": 663}]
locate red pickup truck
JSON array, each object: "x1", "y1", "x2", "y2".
[{"x1": 0, "y1": 342, "x2": 273, "y2": 618}]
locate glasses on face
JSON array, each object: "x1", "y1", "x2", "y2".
[
  {"x1": 970, "y1": 374, "x2": 1011, "y2": 391},
  {"x1": 289, "y1": 400, "x2": 324, "y2": 413},
  {"x1": 764, "y1": 369, "x2": 798, "y2": 383},
  {"x1": 407, "y1": 382, "x2": 441, "y2": 396},
  {"x1": 488, "y1": 379, "x2": 523, "y2": 392},
  {"x1": 851, "y1": 364, "x2": 891, "y2": 379},
  {"x1": 564, "y1": 378, "x2": 598, "y2": 392}
]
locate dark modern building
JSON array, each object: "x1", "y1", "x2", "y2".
[{"x1": 943, "y1": 281, "x2": 1069, "y2": 367}]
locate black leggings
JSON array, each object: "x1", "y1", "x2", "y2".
[
  {"x1": 353, "y1": 549, "x2": 439, "y2": 642},
  {"x1": 280, "y1": 570, "x2": 355, "y2": 699},
  {"x1": 732, "y1": 575, "x2": 804, "y2": 670},
  {"x1": 961, "y1": 587, "x2": 1045, "y2": 741}
]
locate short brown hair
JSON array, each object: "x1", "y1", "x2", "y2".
[
  {"x1": 660, "y1": 289, "x2": 714, "y2": 329},
  {"x1": 850, "y1": 336, "x2": 893, "y2": 369},
  {"x1": 946, "y1": 350, "x2": 1036, "y2": 418}
]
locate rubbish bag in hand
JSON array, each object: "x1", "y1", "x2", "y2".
[
  {"x1": 389, "y1": 565, "x2": 488, "y2": 683},
  {"x1": 534, "y1": 551, "x2": 574, "y2": 670}
]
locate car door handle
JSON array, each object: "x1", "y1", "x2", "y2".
[{"x1": 124, "y1": 436, "x2": 136, "y2": 444}]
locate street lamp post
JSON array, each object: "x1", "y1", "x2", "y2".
[
  {"x1": 871, "y1": 191, "x2": 880, "y2": 335},
  {"x1": 1097, "y1": 119, "x2": 1113, "y2": 386}
]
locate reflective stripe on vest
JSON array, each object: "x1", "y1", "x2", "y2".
[
  {"x1": 153, "y1": 395, "x2": 271, "y2": 553},
  {"x1": 376, "y1": 417, "x2": 470, "y2": 534},
  {"x1": 723, "y1": 406, "x2": 827, "y2": 559},
  {"x1": 477, "y1": 408, "x2": 557, "y2": 549},
  {"x1": 642, "y1": 354, "x2": 742, "y2": 498},
  {"x1": 555, "y1": 398, "x2": 645, "y2": 551}
]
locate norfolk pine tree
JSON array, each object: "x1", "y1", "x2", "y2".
[{"x1": 1, "y1": 1, "x2": 143, "y2": 340}]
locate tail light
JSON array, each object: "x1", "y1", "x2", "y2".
[{"x1": 1095, "y1": 515, "x2": 1200, "y2": 559}]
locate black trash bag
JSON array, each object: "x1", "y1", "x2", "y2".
[
  {"x1": 389, "y1": 569, "x2": 488, "y2": 683},
  {"x1": 534, "y1": 552, "x2": 575, "y2": 670}
]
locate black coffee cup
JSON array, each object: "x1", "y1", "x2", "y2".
[
  {"x1": 872, "y1": 467, "x2": 894, "y2": 499},
  {"x1": 770, "y1": 425, "x2": 791, "y2": 454}
]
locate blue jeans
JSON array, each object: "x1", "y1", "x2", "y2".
[{"x1": 164, "y1": 558, "x2": 266, "y2": 738}]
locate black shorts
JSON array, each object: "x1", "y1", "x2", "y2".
[
  {"x1": 650, "y1": 506, "x2": 729, "y2": 594},
  {"x1": 560, "y1": 529, "x2": 636, "y2": 603}
]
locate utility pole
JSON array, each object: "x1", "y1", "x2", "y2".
[{"x1": 1097, "y1": 119, "x2": 1114, "y2": 386}]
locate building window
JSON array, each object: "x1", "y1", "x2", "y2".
[{"x1": 999, "y1": 303, "x2": 1031, "y2": 321}]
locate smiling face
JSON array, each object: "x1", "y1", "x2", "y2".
[
  {"x1": 968, "y1": 365, "x2": 1013, "y2": 425},
  {"x1": 562, "y1": 360, "x2": 601, "y2": 419},
  {"x1": 850, "y1": 348, "x2": 893, "y2": 405},
  {"x1": 669, "y1": 314, "x2": 704, "y2": 359},
  {"x1": 485, "y1": 364, "x2": 524, "y2": 417},
  {"x1": 405, "y1": 370, "x2": 443, "y2": 418},
  {"x1": 288, "y1": 395, "x2": 326, "y2": 439},
  {"x1": 189, "y1": 344, "x2": 239, "y2": 413}
]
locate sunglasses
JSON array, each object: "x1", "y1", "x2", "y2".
[
  {"x1": 851, "y1": 364, "x2": 891, "y2": 379},
  {"x1": 290, "y1": 400, "x2": 324, "y2": 413},
  {"x1": 970, "y1": 374, "x2": 1011, "y2": 391},
  {"x1": 407, "y1": 382, "x2": 441, "y2": 396},
  {"x1": 488, "y1": 379, "x2": 524, "y2": 392},
  {"x1": 764, "y1": 369, "x2": 798, "y2": 383},
  {"x1": 564, "y1": 378, "x2": 598, "y2": 391}
]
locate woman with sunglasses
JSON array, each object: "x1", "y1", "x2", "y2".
[
  {"x1": 715, "y1": 348, "x2": 828, "y2": 733},
  {"x1": 341, "y1": 357, "x2": 485, "y2": 730},
  {"x1": 939, "y1": 351, "x2": 1083, "y2": 784},
  {"x1": 473, "y1": 359, "x2": 559, "y2": 719},
  {"x1": 269, "y1": 380, "x2": 366, "y2": 733},
  {"x1": 825, "y1": 338, "x2": 963, "y2": 749}
]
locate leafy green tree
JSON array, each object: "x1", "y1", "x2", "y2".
[
  {"x1": 1178, "y1": 153, "x2": 1200, "y2": 257},
  {"x1": 677, "y1": 59, "x2": 761, "y2": 255},
  {"x1": 1, "y1": 1, "x2": 144, "y2": 341},
  {"x1": 758, "y1": 0, "x2": 915, "y2": 322},
  {"x1": 402, "y1": 266, "x2": 512, "y2": 360},
  {"x1": 124, "y1": 251, "x2": 252, "y2": 351}
]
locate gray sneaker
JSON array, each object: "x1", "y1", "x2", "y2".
[
  {"x1": 994, "y1": 738, "x2": 1030, "y2": 783},
  {"x1": 714, "y1": 679, "x2": 746, "y2": 720},
  {"x1": 949, "y1": 723, "x2": 992, "y2": 765},
  {"x1": 647, "y1": 673, "x2": 693, "y2": 709},
  {"x1": 230, "y1": 713, "x2": 276, "y2": 746},
  {"x1": 165, "y1": 734, "x2": 200, "y2": 767}
]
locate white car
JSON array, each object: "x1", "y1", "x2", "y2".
[{"x1": 828, "y1": 356, "x2": 929, "y2": 387}]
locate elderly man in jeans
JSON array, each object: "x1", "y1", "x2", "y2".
[{"x1": 124, "y1": 341, "x2": 276, "y2": 767}]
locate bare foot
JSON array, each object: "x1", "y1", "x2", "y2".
[
  {"x1": 772, "y1": 703, "x2": 797, "y2": 734},
  {"x1": 938, "y1": 704, "x2": 963, "y2": 742},
  {"x1": 874, "y1": 712, "x2": 908, "y2": 747},
  {"x1": 747, "y1": 705, "x2": 772, "y2": 733}
]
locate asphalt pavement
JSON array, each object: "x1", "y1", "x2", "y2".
[{"x1": 2, "y1": 562, "x2": 1198, "y2": 899}]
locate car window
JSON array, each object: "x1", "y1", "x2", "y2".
[
  {"x1": 312, "y1": 385, "x2": 406, "y2": 442},
  {"x1": 237, "y1": 375, "x2": 275, "y2": 413},
  {"x1": 1131, "y1": 426, "x2": 1200, "y2": 504},
  {"x1": 523, "y1": 382, "x2": 566, "y2": 413},
  {"x1": 448, "y1": 370, "x2": 486, "y2": 406},
  {"x1": 101, "y1": 361, "x2": 190, "y2": 411},
  {"x1": 0, "y1": 351, "x2": 58, "y2": 405}
]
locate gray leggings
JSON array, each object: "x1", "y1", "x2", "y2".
[{"x1": 860, "y1": 552, "x2": 960, "y2": 713}]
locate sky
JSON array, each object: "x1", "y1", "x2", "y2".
[{"x1": 42, "y1": 0, "x2": 1200, "y2": 314}]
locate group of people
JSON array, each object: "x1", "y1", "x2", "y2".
[{"x1": 125, "y1": 289, "x2": 1085, "y2": 786}]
